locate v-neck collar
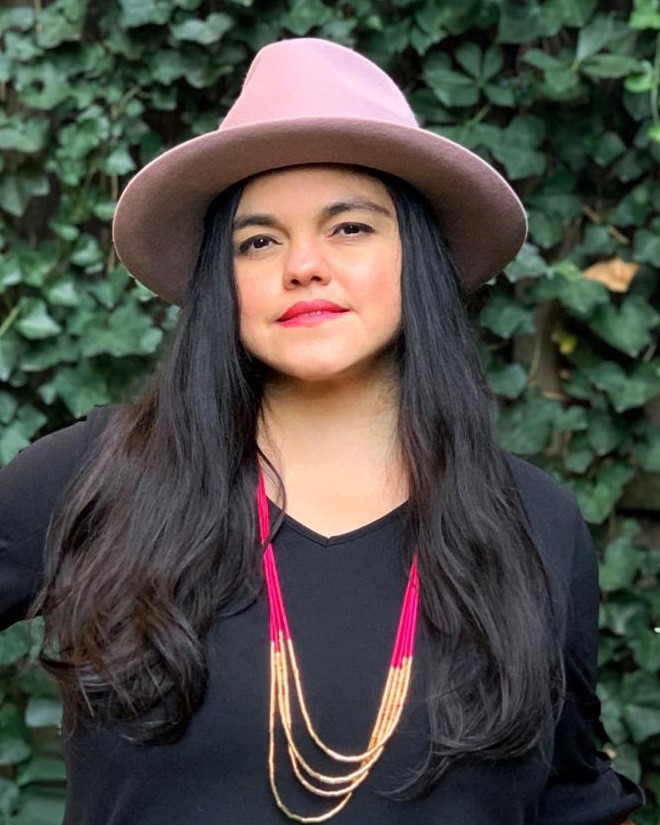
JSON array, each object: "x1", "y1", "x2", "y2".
[{"x1": 266, "y1": 497, "x2": 407, "y2": 547}]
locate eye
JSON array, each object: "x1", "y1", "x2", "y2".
[
  {"x1": 236, "y1": 235, "x2": 279, "y2": 255},
  {"x1": 333, "y1": 222, "x2": 374, "y2": 237}
]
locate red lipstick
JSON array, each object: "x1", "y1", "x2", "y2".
[{"x1": 277, "y1": 299, "x2": 348, "y2": 324}]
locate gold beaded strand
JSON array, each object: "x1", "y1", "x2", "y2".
[{"x1": 258, "y1": 468, "x2": 419, "y2": 822}]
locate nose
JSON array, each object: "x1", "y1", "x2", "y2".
[{"x1": 282, "y1": 236, "x2": 331, "y2": 287}]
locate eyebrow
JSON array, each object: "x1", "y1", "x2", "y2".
[{"x1": 232, "y1": 199, "x2": 394, "y2": 232}]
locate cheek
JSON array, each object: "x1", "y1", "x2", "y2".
[
  {"x1": 235, "y1": 276, "x2": 269, "y2": 328},
  {"x1": 358, "y1": 257, "x2": 401, "y2": 316}
]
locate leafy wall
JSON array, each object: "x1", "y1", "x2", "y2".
[{"x1": 0, "y1": 0, "x2": 658, "y2": 822}]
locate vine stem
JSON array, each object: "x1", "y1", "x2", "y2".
[
  {"x1": 465, "y1": 103, "x2": 491, "y2": 129},
  {"x1": 651, "y1": 31, "x2": 660, "y2": 126},
  {"x1": 0, "y1": 304, "x2": 21, "y2": 340}
]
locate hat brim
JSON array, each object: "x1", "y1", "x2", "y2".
[{"x1": 112, "y1": 118, "x2": 527, "y2": 305}]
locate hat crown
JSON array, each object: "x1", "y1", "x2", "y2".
[{"x1": 220, "y1": 38, "x2": 418, "y2": 131}]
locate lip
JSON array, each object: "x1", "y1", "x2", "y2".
[{"x1": 277, "y1": 299, "x2": 347, "y2": 322}]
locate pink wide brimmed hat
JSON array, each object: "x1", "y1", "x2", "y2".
[{"x1": 112, "y1": 37, "x2": 527, "y2": 306}]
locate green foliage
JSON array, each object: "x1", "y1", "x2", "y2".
[{"x1": 0, "y1": 0, "x2": 658, "y2": 820}]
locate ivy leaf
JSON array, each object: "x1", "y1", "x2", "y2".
[
  {"x1": 57, "y1": 112, "x2": 110, "y2": 159},
  {"x1": 611, "y1": 742, "x2": 642, "y2": 784},
  {"x1": 504, "y1": 242, "x2": 549, "y2": 282},
  {"x1": 0, "y1": 423, "x2": 30, "y2": 466},
  {"x1": 79, "y1": 298, "x2": 163, "y2": 358},
  {"x1": 482, "y1": 44, "x2": 504, "y2": 80},
  {"x1": 556, "y1": 405, "x2": 589, "y2": 432},
  {"x1": 625, "y1": 58, "x2": 657, "y2": 92},
  {"x1": 4, "y1": 785, "x2": 66, "y2": 825},
  {"x1": 633, "y1": 227, "x2": 660, "y2": 265},
  {"x1": 35, "y1": 0, "x2": 85, "y2": 49},
  {"x1": 630, "y1": 0, "x2": 660, "y2": 29},
  {"x1": 0, "y1": 6, "x2": 34, "y2": 33},
  {"x1": 633, "y1": 426, "x2": 660, "y2": 472},
  {"x1": 484, "y1": 80, "x2": 516, "y2": 107},
  {"x1": 0, "y1": 334, "x2": 24, "y2": 383},
  {"x1": 24, "y1": 697, "x2": 62, "y2": 730},
  {"x1": 170, "y1": 12, "x2": 234, "y2": 44},
  {"x1": 599, "y1": 534, "x2": 645, "y2": 592},
  {"x1": 0, "y1": 737, "x2": 31, "y2": 766},
  {"x1": 43, "y1": 276, "x2": 81, "y2": 308},
  {"x1": 585, "y1": 360, "x2": 660, "y2": 412},
  {"x1": 0, "y1": 172, "x2": 49, "y2": 218},
  {"x1": 100, "y1": 145, "x2": 136, "y2": 176},
  {"x1": 592, "y1": 131, "x2": 626, "y2": 166},
  {"x1": 486, "y1": 361, "x2": 528, "y2": 398},
  {"x1": 479, "y1": 293, "x2": 536, "y2": 338},
  {"x1": 497, "y1": 2, "x2": 564, "y2": 43},
  {"x1": 423, "y1": 66, "x2": 480, "y2": 107},
  {"x1": 588, "y1": 294, "x2": 659, "y2": 357},
  {"x1": 117, "y1": 0, "x2": 172, "y2": 27},
  {"x1": 600, "y1": 601, "x2": 647, "y2": 636},
  {"x1": 629, "y1": 630, "x2": 660, "y2": 673},
  {"x1": 14, "y1": 298, "x2": 62, "y2": 340},
  {"x1": 491, "y1": 115, "x2": 547, "y2": 179},
  {"x1": 48, "y1": 360, "x2": 112, "y2": 418},
  {"x1": 88, "y1": 266, "x2": 131, "y2": 310},
  {"x1": 575, "y1": 13, "x2": 618, "y2": 63},
  {"x1": 0, "y1": 776, "x2": 19, "y2": 817},
  {"x1": 19, "y1": 336, "x2": 79, "y2": 373},
  {"x1": 0, "y1": 391, "x2": 18, "y2": 425},
  {"x1": 16, "y1": 755, "x2": 66, "y2": 788},
  {"x1": 414, "y1": 1, "x2": 447, "y2": 39},
  {"x1": 280, "y1": 0, "x2": 334, "y2": 36},
  {"x1": 580, "y1": 54, "x2": 642, "y2": 79},
  {"x1": 454, "y1": 42, "x2": 482, "y2": 78},
  {"x1": 560, "y1": 275, "x2": 611, "y2": 315},
  {"x1": 528, "y1": 269, "x2": 609, "y2": 314},
  {"x1": 574, "y1": 461, "x2": 636, "y2": 523},
  {"x1": 621, "y1": 671, "x2": 660, "y2": 743},
  {"x1": 522, "y1": 49, "x2": 567, "y2": 71},
  {"x1": 497, "y1": 391, "x2": 562, "y2": 454},
  {"x1": 71, "y1": 234, "x2": 104, "y2": 270},
  {"x1": 0, "y1": 116, "x2": 49, "y2": 153},
  {"x1": 0, "y1": 623, "x2": 32, "y2": 666},
  {"x1": 565, "y1": 432, "x2": 595, "y2": 473},
  {"x1": 586, "y1": 411, "x2": 624, "y2": 454}
]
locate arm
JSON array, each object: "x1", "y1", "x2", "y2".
[
  {"x1": 537, "y1": 500, "x2": 645, "y2": 825},
  {"x1": 0, "y1": 417, "x2": 89, "y2": 630}
]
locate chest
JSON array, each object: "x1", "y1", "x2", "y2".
[
  {"x1": 262, "y1": 460, "x2": 409, "y2": 538},
  {"x1": 64, "y1": 522, "x2": 554, "y2": 824}
]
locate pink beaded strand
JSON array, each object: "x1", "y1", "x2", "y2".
[{"x1": 257, "y1": 468, "x2": 419, "y2": 822}]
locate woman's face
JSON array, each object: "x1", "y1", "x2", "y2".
[{"x1": 232, "y1": 165, "x2": 402, "y2": 386}]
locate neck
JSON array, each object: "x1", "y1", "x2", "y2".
[{"x1": 257, "y1": 361, "x2": 403, "y2": 473}]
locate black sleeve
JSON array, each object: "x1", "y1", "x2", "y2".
[
  {"x1": 538, "y1": 502, "x2": 646, "y2": 824},
  {"x1": 0, "y1": 416, "x2": 91, "y2": 631}
]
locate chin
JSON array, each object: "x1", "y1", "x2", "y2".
[
  {"x1": 277, "y1": 367, "x2": 354, "y2": 384},
  {"x1": 269, "y1": 357, "x2": 388, "y2": 387}
]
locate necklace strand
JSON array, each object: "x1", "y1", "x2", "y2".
[{"x1": 257, "y1": 470, "x2": 419, "y2": 822}]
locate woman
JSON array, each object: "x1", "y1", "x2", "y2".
[{"x1": 0, "y1": 38, "x2": 644, "y2": 824}]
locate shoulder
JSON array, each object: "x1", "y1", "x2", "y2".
[
  {"x1": 2, "y1": 403, "x2": 124, "y2": 473},
  {"x1": 504, "y1": 450, "x2": 579, "y2": 531},
  {"x1": 85, "y1": 402, "x2": 124, "y2": 445},
  {"x1": 0, "y1": 403, "x2": 125, "y2": 519},
  {"x1": 502, "y1": 451, "x2": 583, "y2": 613}
]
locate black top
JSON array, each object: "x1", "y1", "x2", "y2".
[{"x1": 0, "y1": 404, "x2": 645, "y2": 825}]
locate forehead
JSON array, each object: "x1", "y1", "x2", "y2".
[{"x1": 237, "y1": 164, "x2": 391, "y2": 207}]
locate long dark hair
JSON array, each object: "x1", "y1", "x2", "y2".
[{"x1": 29, "y1": 163, "x2": 564, "y2": 799}]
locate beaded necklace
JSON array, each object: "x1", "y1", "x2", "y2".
[{"x1": 256, "y1": 469, "x2": 420, "y2": 822}]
